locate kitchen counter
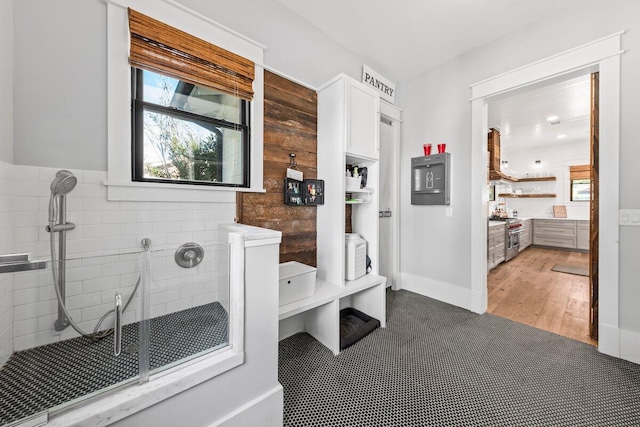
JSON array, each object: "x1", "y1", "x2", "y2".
[
  {"x1": 488, "y1": 220, "x2": 506, "y2": 228},
  {"x1": 524, "y1": 216, "x2": 589, "y2": 221}
]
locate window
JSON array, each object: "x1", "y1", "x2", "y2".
[
  {"x1": 132, "y1": 69, "x2": 249, "y2": 186},
  {"x1": 128, "y1": 9, "x2": 255, "y2": 187},
  {"x1": 570, "y1": 165, "x2": 590, "y2": 201}
]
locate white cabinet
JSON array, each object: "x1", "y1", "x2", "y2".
[
  {"x1": 577, "y1": 220, "x2": 590, "y2": 250},
  {"x1": 488, "y1": 223, "x2": 506, "y2": 270},
  {"x1": 317, "y1": 74, "x2": 381, "y2": 287},
  {"x1": 346, "y1": 78, "x2": 380, "y2": 160},
  {"x1": 533, "y1": 219, "x2": 577, "y2": 249},
  {"x1": 278, "y1": 74, "x2": 386, "y2": 355}
]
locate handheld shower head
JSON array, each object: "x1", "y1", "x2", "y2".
[{"x1": 50, "y1": 170, "x2": 77, "y2": 195}]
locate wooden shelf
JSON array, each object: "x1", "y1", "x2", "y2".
[
  {"x1": 499, "y1": 193, "x2": 557, "y2": 198},
  {"x1": 490, "y1": 170, "x2": 557, "y2": 183},
  {"x1": 519, "y1": 176, "x2": 557, "y2": 182}
]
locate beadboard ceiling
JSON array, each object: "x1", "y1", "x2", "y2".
[
  {"x1": 488, "y1": 75, "x2": 591, "y2": 153},
  {"x1": 274, "y1": 0, "x2": 581, "y2": 82}
]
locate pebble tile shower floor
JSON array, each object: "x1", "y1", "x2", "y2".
[
  {"x1": 0, "y1": 302, "x2": 228, "y2": 426},
  {"x1": 278, "y1": 290, "x2": 640, "y2": 427}
]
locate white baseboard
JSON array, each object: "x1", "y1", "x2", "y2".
[
  {"x1": 620, "y1": 328, "x2": 640, "y2": 365},
  {"x1": 598, "y1": 322, "x2": 621, "y2": 358},
  {"x1": 213, "y1": 384, "x2": 284, "y2": 427},
  {"x1": 399, "y1": 272, "x2": 484, "y2": 313},
  {"x1": 599, "y1": 324, "x2": 640, "y2": 365}
]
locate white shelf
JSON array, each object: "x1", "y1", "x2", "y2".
[
  {"x1": 345, "y1": 187, "x2": 374, "y2": 204},
  {"x1": 278, "y1": 274, "x2": 387, "y2": 321},
  {"x1": 345, "y1": 188, "x2": 374, "y2": 194}
]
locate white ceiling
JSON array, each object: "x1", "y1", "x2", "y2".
[
  {"x1": 488, "y1": 75, "x2": 591, "y2": 152},
  {"x1": 274, "y1": 0, "x2": 581, "y2": 82},
  {"x1": 274, "y1": 0, "x2": 589, "y2": 152}
]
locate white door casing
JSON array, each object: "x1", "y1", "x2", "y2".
[{"x1": 470, "y1": 32, "x2": 623, "y2": 357}]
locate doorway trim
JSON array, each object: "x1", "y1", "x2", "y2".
[
  {"x1": 380, "y1": 101, "x2": 402, "y2": 290},
  {"x1": 469, "y1": 32, "x2": 623, "y2": 358}
]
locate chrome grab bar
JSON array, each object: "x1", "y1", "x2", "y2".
[{"x1": 114, "y1": 293, "x2": 123, "y2": 356}]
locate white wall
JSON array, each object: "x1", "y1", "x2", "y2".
[
  {"x1": 13, "y1": 0, "x2": 106, "y2": 170},
  {"x1": 0, "y1": 162, "x2": 14, "y2": 366},
  {"x1": 0, "y1": 0, "x2": 13, "y2": 163},
  {"x1": 497, "y1": 139, "x2": 590, "y2": 219},
  {"x1": 0, "y1": 0, "x2": 14, "y2": 366},
  {"x1": 399, "y1": 0, "x2": 640, "y2": 334}
]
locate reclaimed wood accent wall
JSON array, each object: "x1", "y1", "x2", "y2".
[{"x1": 236, "y1": 71, "x2": 318, "y2": 266}]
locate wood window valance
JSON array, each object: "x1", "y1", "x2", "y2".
[
  {"x1": 570, "y1": 165, "x2": 590, "y2": 181},
  {"x1": 128, "y1": 8, "x2": 255, "y2": 101}
]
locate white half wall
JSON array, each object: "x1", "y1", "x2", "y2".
[{"x1": 111, "y1": 231, "x2": 283, "y2": 427}]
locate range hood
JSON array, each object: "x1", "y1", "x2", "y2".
[{"x1": 488, "y1": 128, "x2": 518, "y2": 183}]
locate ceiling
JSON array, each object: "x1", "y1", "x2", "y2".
[
  {"x1": 274, "y1": 0, "x2": 581, "y2": 82},
  {"x1": 488, "y1": 75, "x2": 591, "y2": 152},
  {"x1": 274, "y1": 0, "x2": 589, "y2": 152}
]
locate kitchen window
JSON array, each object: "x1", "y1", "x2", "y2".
[{"x1": 570, "y1": 165, "x2": 590, "y2": 202}]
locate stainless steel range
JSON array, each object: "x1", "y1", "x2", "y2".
[
  {"x1": 490, "y1": 217, "x2": 523, "y2": 261},
  {"x1": 504, "y1": 218, "x2": 523, "y2": 261}
]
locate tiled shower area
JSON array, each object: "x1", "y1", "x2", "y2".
[{"x1": 0, "y1": 161, "x2": 235, "y2": 426}]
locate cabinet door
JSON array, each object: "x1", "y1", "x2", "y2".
[
  {"x1": 577, "y1": 223, "x2": 590, "y2": 250},
  {"x1": 346, "y1": 80, "x2": 379, "y2": 160}
]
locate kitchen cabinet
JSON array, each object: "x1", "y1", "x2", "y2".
[
  {"x1": 533, "y1": 219, "x2": 577, "y2": 249},
  {"x1": 577, "y1": 220, "x2": 590, "y2": 250},
  {"x1": 488, "y1": 223, "x2": 506, "y2": 270},
  {"x1": 519, "y1": 219, "x2": 532, "y2": 251}
]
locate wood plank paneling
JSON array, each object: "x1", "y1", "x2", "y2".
[{"x1": 236, "y1": 71, "x2": 318, "y2": 266}]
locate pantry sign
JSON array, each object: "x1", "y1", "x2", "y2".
[{"x1": 362, "y1": 65, "x2": 396, "y2": 104}]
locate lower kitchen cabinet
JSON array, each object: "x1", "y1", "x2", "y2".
[
  {"x1": 533, "y1": 219, "x2": 590, "y2": 251},
  {"x1": 488, "y1": 223, "x2": 506, "y2": 270},
  {"x1": 577, "y1": 220, "x2": 590, "y2": 250},
  {"x1": 519, "y1": 219, "x2": 532, "y2": 252}
]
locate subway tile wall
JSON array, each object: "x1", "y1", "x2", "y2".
[
  {"x1": 0, "y1": 161, "x2": 14, "y2": 365},
  {"x1": 3, "y1": 162, "x2": 235, "y2": 351}
]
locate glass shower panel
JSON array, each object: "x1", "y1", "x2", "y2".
[
  {"x1": 0, "y1": 250, "x2": 146, "y2": 426},
  {"x1": 147, "y1": 243, "x2": 229, "y2": 375}
]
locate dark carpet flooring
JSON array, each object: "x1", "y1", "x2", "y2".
[{"x1": 278, "y1": 289, "x2": 640, "y2": 426}]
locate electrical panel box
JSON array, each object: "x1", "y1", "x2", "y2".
[{"x1": 411, "y1": 153, "x2": 451, "y2": 205}]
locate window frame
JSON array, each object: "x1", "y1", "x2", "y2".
[
  {"x1": 131, "y1": 68, "x2": 251, "y2": 188},
  {"x1": 570, "y1": 177, "x2": 591, "y2": 202},
  {"x1": 104, "y1": 0, "x2": 265, "y2": 203},
  {"x1": 569, "y1": 164, "x2": 591, "y2": 202}
]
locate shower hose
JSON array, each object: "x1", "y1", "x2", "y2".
[{"x1": 49, "y1": 213, "x2": 141, "y2": 341}]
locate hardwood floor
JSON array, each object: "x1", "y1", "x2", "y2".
[{"x1": 487, "y1": 246, "x2": 597, "y2": 346}]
